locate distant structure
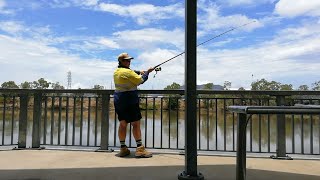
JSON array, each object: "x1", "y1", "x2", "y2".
[{"x1": 67, "y1": 71, "x2": 72, "y2": 89}]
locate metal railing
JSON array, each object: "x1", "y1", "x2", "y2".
[{"x1": 0, "y1": 89, "x2": 319, "y2": 156}]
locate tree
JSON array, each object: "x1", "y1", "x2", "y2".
[
  {"x1": 223, "y1": 81, "x2": 231, "y2": 90},
  {"x1": 203, "y1": 83, "x2": 213, "y2": 90},
  {"x1": 32, "y1": 78, "x2": 51, "y2": 89},
  {"x1": 93, "y1": 85, "x2": 104, "y2": 90},
  {"x1": 251, "y1": 78, "x2": 281, "y2": 90},
  {"x1": 298, "y1": 85, "x2": 309, "y2": 91},
  {"x1": 311, "y1": 81, "x2": 320, "y2": 91},
  {"x1": 164, "y1": 82, "x2": 181, "y2": 110},
  {"x1": 164, "y1": 82, "x2": 181, "y2": 90},
  {"x1": 20, "y1": 81, "x2": 32, "y2": 89},
  {"x1": 51, "y1": 82, "x2": 65, "y2": 90},
  {"x1": 1, "y1": 81, "x2": 19, "y2": 89},
  {"x1": 238, "y1": 87, "x2": 246, "y2": 91},
  {"x1": 280, "y1": 84, "x2": 293, "y2": 90}
]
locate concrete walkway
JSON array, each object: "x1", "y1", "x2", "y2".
[{"x1": 0, "y1": 149, "x2": 319, "y2": 180}]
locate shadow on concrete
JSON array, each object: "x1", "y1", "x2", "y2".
[{"x1": 0, "y1": 165, "x2": 319, "y2": 180}]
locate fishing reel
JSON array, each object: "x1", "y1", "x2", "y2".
[{"x1": 153, "y1": 67, "x2": 161, "y2": 78}]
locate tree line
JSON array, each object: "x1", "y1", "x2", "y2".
[{"x1": 0, "y1": 78, "x2": 105, "y2": 90}]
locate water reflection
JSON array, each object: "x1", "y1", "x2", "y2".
[{"x1": 0, "y1": 109, "x2": 319, "y2": 154}]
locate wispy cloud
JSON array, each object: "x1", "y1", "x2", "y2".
[
  {"x1": 275, "y1": 0, "x2": 320, "y2": 17},
  {"x1": 98, "y1": 2, "x2": 184, "y2": 25}
]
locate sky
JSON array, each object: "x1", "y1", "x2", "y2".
[{"x1": 0, "y1": 0, "x2": 319, "y2": 90}]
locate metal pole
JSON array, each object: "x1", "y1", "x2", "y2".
[
  {"x1": 270, "y1": 96, "x2": 292, "y2": 159},
  {"x1": 17, "y1": 94, "x2": 28, "y2": 149},
  {"x1": 179, "y1": 1, "x2": 203, "y2": 179},
  {"x1": 32, "y1": 92, "x2": 43, "y2": 149},
  {"x1": 96, "y1": 93, "x2": 113, "y2": 152}
]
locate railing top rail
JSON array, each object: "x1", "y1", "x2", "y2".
[{"x1": 0, "y1": 89, "x2": 319, "y2": 96}]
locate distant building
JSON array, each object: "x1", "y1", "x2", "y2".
[{"x1": 180, "y1": 84, "x2": 224, "y2": 90}]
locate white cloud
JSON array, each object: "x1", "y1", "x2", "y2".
[
  {"x1": 0, "y1": 34, "x2": 117, "y2": 88},
  {"x1": 98, "y1": 2, "x2": 184, "y2": 25},
  {"x1": 198, "y1": 1, "x2": 263, "y2": 33},
  {"x1": 216, "y1": 0, "x2": 276, "y2": 6},
  {"x1": 275, "y1": 0, "x2": 320, "y2": 17},
  {"x1": 0, "y1": 0, "x2": 14, "y2": 15},
  {"x1": 113, "y1": 28, "x2": 184, "y2": 51},
  {"x1": 98, "y1": 38, "x2": 120, "y2": 49},
  {"x1": 0, "y1": 21, "x2": 24, "y2": 34}
]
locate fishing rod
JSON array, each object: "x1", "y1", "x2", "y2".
[{"x1": 152, "y1": 20, "x2": 256, "y2": 77}]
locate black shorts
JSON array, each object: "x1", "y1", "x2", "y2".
[{"x1": 114, "y1": 103, "x2": 142, "y2": 123}]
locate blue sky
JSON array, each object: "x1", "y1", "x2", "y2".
[{"x1": 0, "y1": 0, "x2": 319, "y2": 89}]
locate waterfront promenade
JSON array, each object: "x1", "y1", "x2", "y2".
[{"x1": 0, "y1": 148, "x2": 319, "y2": 180}]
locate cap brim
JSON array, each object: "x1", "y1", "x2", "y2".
[{"x1": 123, "y1": 57, "x2": 134, "y2": 60}]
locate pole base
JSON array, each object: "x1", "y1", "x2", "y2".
[
  {"x1": 178, "y1": 171, "x2": 204, "y2": 180},
  {"x1": 13, "y1": 147, "x2": 45, "y2": 150},
  {"x1": 95, "y1": 148, "x2": 114, "y2": 152},
  {"x1": 270, "y1": 155, "x2": 293, "y2": 160}
]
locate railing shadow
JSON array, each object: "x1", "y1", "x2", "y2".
[{"x1": 0, "y1": 165, "x2": 319, "y2": 180}]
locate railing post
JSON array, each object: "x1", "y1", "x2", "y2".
[
  {"x1": 32, "y1": 92, "x2": 43, "y2": 149},
  {"x1": 96, "y1": 93, "x2": 113, "y2": 152},
  {"x1": 17, "y1": 94, "x2": 28, "y2": 149},
  {"x1": 271, "y1": 95, "x2": 292, "y2": 159}
]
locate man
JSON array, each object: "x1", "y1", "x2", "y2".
[{"x1": 113, "y1": 52, "x2": 154, "y2": 158}]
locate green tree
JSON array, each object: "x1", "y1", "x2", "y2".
[
  {"x1": 280, "y1": 84, "x2": 293, "y2": 90},
  {"x1": 32, "y1": 78, "x2": 51, "y2": 89},
  {"x1": 311, "y1": 81, "x2": 320, "y2": 91},
  {"x1": 223, "y1": 81, "x2": 231, "y2": 90},
  {"x1": 93, "y1": 85, "x2": 104, "y2": 90},
  {"x1": 20, "y1": 81, "x2": 32, "y2": 89},
  {"x1": 251, "y1": 78, "x2": 281, "y2": 90},
  {"x1": 1, "y1": 81, "x2": 19, "y2": 89},
  {"x1": 164, "y1": 82, "x2": 181, "y2": 110},
  {"x1": 298, "y1": 85, "x2": 309, "y2": 91},
  {"x1": 203, "y1": 83, "x2": 213, "y2": 90},
  {"x1": 51, "y1": 82, "x2": 65, "y2": 89}
]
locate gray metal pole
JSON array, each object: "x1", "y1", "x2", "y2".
[
  {"x1": 271, "y1": 96, "x2": 292, "y2": 159},
  {"x1": 179, "y1": 0, "x2": 203, "y2": 179},
  {"x1": 18, "y1": 94, "x2": 28, "y2": 149},
  {"x1": 96, "y1": 93, "x2": 113, "y2": 152},
  {"x1": 32, "y1": 92, "x2": 42, "y2": 148}
]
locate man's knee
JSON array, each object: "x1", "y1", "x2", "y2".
[
  {"x1": 131, "y1": 121, "x2": 140, "y2": 128},
  {"x1": 119, "y1": 120, "x2": 127, "y2": 128}
]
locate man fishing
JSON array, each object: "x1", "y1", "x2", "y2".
[{"x1": 113, "y1": 52, "x2": 154, "y2": 158}]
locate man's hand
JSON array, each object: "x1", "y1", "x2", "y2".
[{"x1": 147, "y1": 67, "x2": 154, "y2": 73}]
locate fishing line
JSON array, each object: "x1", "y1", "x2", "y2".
[{"x1": 152, "y1": 21, "x2": 256, "y2": 77}]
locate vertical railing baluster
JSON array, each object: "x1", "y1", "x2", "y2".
[
  {"x1": 51, "y1": 96, "x2": 54, "y2": 145},
  {"x1": 198, "y1": 98, "x2": 200, "y2": 150},
  {"x1": 215, "y1": 99, "x2": 218, "y2": 150},
  {"x1": 65, "y1": 97, "x2": 69, "y2": 145},
  {"x1": 223, "y1": 98, "x2": 226, "y2": 151},
  {"x1": 160, "y1": 98, "x2": 163, "y2": 149},
  {"x1": 153, "y1": 97, "x2": 156, "y2": 148},
  {"x1": 11, "y1": 96, "x2": 15, "y2": 145},
  {"x1": 87, "y1": 97, "x2": 91, "y2": 146},
  {"x1": 145, "y1": 97, "x2": 148, "y2": 147},
  {"x1": 58, "y1": 96, "x2": 62, "y2": 145},
  {"x1": 249, "y1": 99, "x2": 253, "y2": 152},
  {"x1": 169, "y1": 97, "x2": 171, "y2": 149},
  {"x1": 95, "y1": 97, "x2": 98, "y2": 147},
  {"x1": 72, "y1": 97, "x2": 76, "y2": 146},
  {"x1": 80, "y1": 96, "x2": 83, "y2": 146},
  {"x1": 44, "y1": 96, "x2": 48, "y2": 145},
  {"x1": 2, "y1": 95, "x2": 6, "y2": 145},
  {"x1": 177, "y1": 97, "x2": 179, "y2": 149},
  {"x1": 267, "y1": 100, "x2": 271, "y2": 153},
  {"x1": 259, "y1": 99, "x2": 262, "y2": 152},
  {"x1": 207, "y1": 99, "x2": 209, "y2": 151},
  {"x1": 232, "y1": 98, "x2": 235, "y2": 151},
  {"x1": 300, "y1": 99, "x2": 304, "y2": 154}
]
